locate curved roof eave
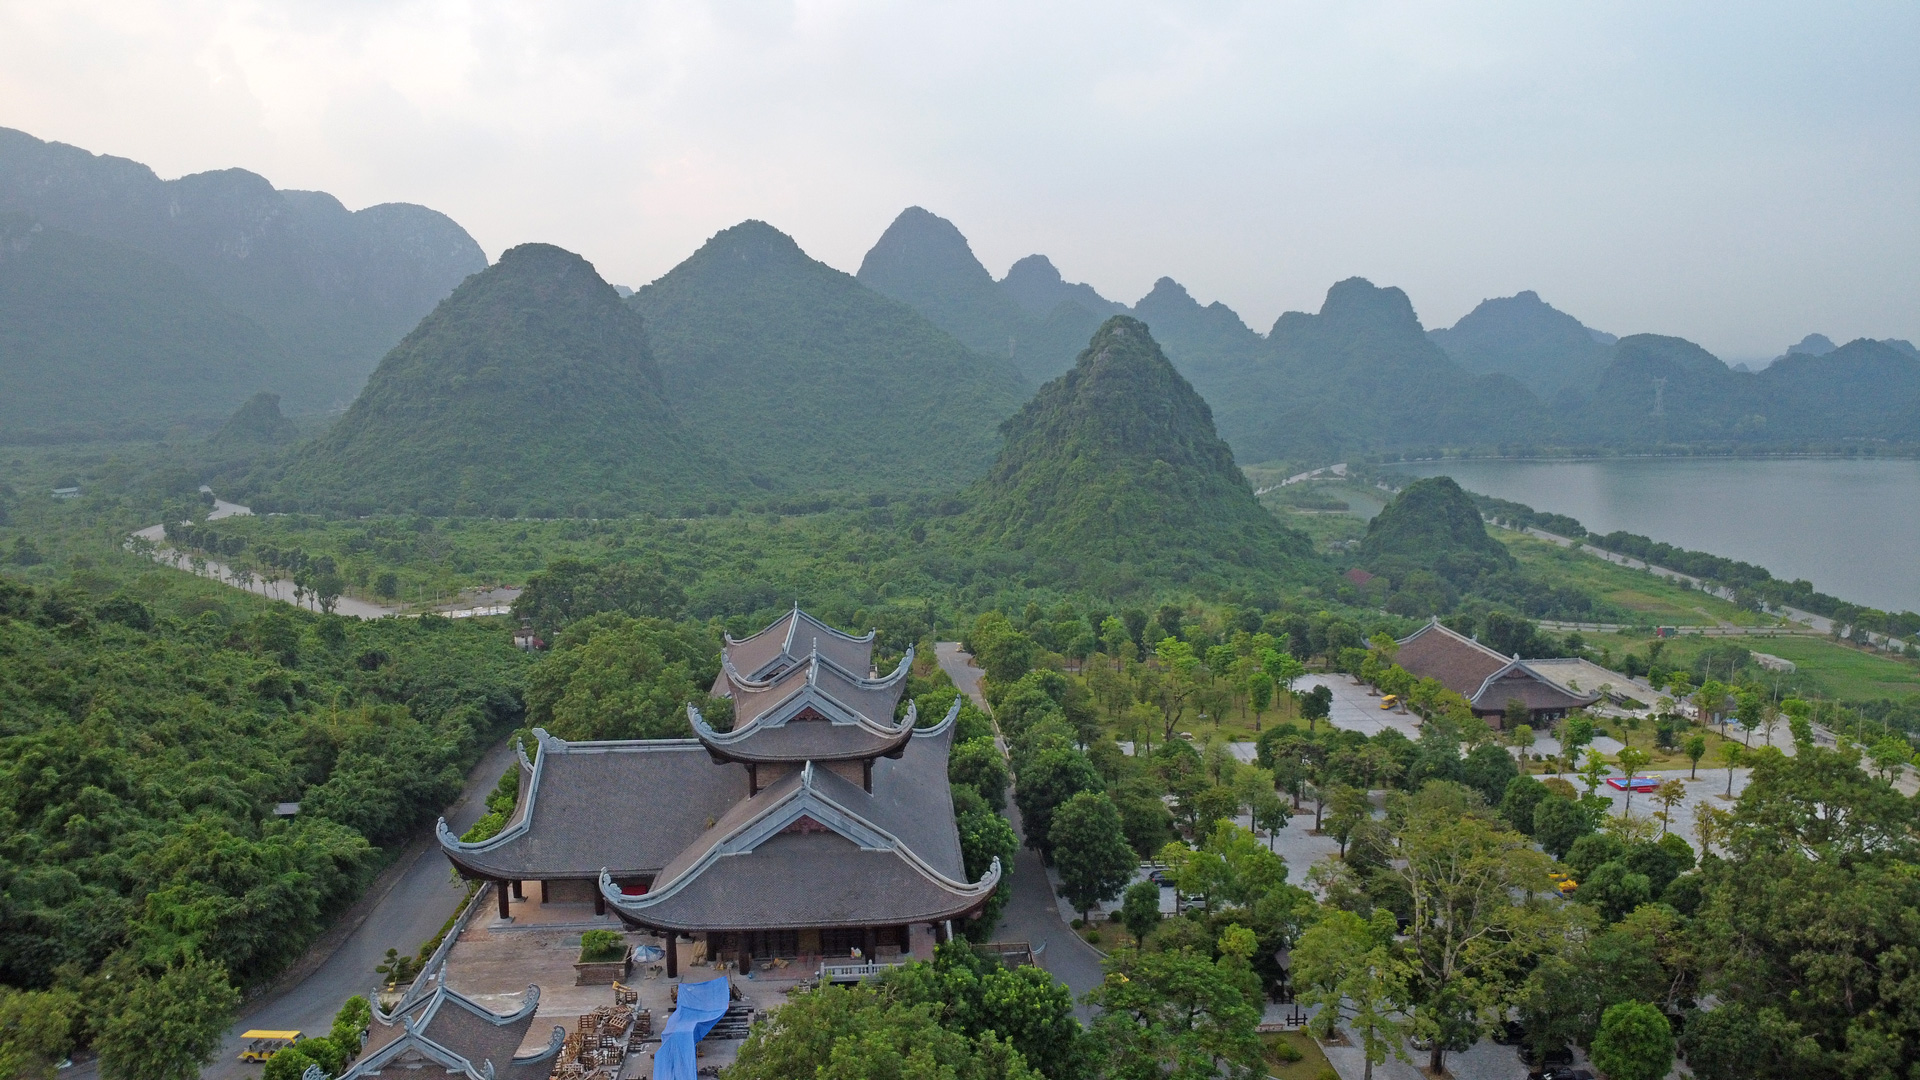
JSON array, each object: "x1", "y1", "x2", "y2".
[
  {"x1": 437, "y1": 729, "x2": 710, "y2": 866},
  {"x1": 598, "y1": 763, "x2": 998, "y2": 919}
]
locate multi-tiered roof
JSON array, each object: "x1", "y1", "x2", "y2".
[{"x1": 436, "y1": 606, "x2": 997, "y2": 938}]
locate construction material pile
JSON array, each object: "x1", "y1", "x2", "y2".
[{"x1": 548, "y1": 1004, "x2": 645, "y2": 1080}]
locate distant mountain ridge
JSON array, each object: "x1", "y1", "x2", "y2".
[
  {"x1": 0, "y1": 126, "x2": 486, "y2": 431},
  {"x1": 859, "y1": 208, "x2": 1920, "y2": 461},
  {"x1": 0, "y1": 213, "x2": 290, "y2": 441},
  {"x1": 1427, "y1": 290, "x2": 1617, "y2": 402}
]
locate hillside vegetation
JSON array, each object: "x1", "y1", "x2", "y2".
[
  {"x1": 0, "y1": 216, "x2": 290, "y2": 442},
  {"x1": 634, "y1": 220, "x2": 1029, "y2": 496},
  {"x1": 281, "y1": 243, "x2": 742, "y2": 517},
  {"x1": 966, "y1": 316, "x2": 1314, "y2": 592},
  {"x1": 0, "y1": 126, "x2": 485, "y2": 426}
]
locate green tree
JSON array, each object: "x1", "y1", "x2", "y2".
[
  {"x1": 1299, "y1": 684, "x2": 1333, "y2": 732},
  {"x1": 1615, "y1": 746, "x2": 1651, "y2": 819},
  {"x1": 1119, "y1": 880, "x2": 1162, "y2": 944},
  {"x1": 0, "y1": 988, "x2": 79, "y2": 1080},
  {"x1": 1557, "y1": 714, "x2": 1595, "y2": 774},
  {"x1": 1326, "y1": 785, "x2": 1371, "y2": 858},
  {"x1": 1013, "y1": 748, "x2": 1103, "y2": 859},
  {"x1": 1245, "y1": 672, "x2": 1274, "y2": 730},
  {"x1": 950, "y1": 736, "x2": 1010, "y2": 811},
  {"x1": 1683, "y1": 732, "x2": 1708, "y2": 779},
  {"x1": 729, "y1": 984, "x2": 1038, "y2": 1080},
  {"x1": 330, "y1": 994, "x2": 372, "y2": 1061},
  {"x1": 525, "y1": 614, "x2": 720, "y2": 740},
  {"x1": 1089, "y1": 937, "x2": 1265, "y2": 1080},
  {"x1": 1532, "y1": 793, "x2": 1597, "y2": 860},
  {"x1": 1294, "y1": 910, "x2": 1410, "y2": 1080},
  {"x1": 1250, "y1": 784, "x2": 1289, "y2": 852},
  {"x1": 1372, "y1": 784, "x2": 1558, "y2": 1074},
  {"x1": 956, "y1": 805, "x2": 1018, "y2": 937},
  {"x1": 511, "y1": 557, "x2": 686, "y2": 634},
  {"x1": 1051, "y1": 792, "x2": 1139, "y2": 921},
  {"x1": 882, "y1": 943, "x2": 1093, "y2": 1080},
  {"x1": 1717, "y1": 740, "x2": 1745, "y2": 798},
  {"x1": 96, "y1": 955, "x2": 243, "y2": 1080},
  {"x1": 1590, "y1": 1001, "x2": 1673, "y2": 1080}
]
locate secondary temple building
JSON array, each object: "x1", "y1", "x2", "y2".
[
  {"x1": 1393, "y1": 619, "x2": 1599, "y2": 727},
  {"x1": 438, "y1": 606, "x2": 999, "y2": 977}
]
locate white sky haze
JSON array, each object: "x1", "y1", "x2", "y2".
[{"x1": 1, "y1": 1, "x2": 1914, "y2": 359}]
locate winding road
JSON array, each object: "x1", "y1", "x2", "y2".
[
  {"x1": 194, "y1": 740, "x2": 517, "y2": 1080},
  {"x1": 934, "y1": 643, "x2": 1107, "y2": 1017}
]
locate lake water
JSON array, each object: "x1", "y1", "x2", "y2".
[{"x1": 1391, "y1": 457, "x2": 1920, "y2": 615}]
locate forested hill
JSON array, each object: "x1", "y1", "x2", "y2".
[
  {"x1": 633, "y1": 220, "x2": 1029, "y2": 497},
  {"x1": 1566, "y1": 334, "x2": 1920, "y2": 446},
  {"x1": 1213, "y1": 278, "x2": 1547, "y2": 463},
  {"x1": 281, "y1": 243, "x2": 742, "y2": 517},
  {"x1": 0, "y1": 214, "x2": 292, "y2": 442},
  {"x1": 0, "y1": 126, "x2": 485, "y2": 425},
  {"x1": 1427, "y1": 290, "x2": 1617, "y2": 402},
  {"x1": 859, "y1": 205, "x2": 1920, "y2": 460},
  {"x1": 966, "y1": 316, "x2": 1313, "y2": 593}
]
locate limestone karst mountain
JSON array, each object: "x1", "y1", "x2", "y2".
[
  {"x1": 965, "y1": 315, "x2": 1312, "y2": 590},
  {"x1": 281, "y1": 243, "x2": 740, "y2": 516},
  {"x1": 0, "y1": 126, "x2": 485, "y2": 425},
  {"x1": 633, "y1": 220, "x2": 1028, "y2": 495}
]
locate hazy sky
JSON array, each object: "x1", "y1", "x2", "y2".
[{"x1": 3, "y1": 1, "x2": 1915, "y2": 359}]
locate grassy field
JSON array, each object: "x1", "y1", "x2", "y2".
[
  {"x1": 1654, "y1": 632, "x2": 1920, "y2": 703},
  {"x1": 1259, "y1": 480, "x2": 1385, "y2": 554},
  {"x1": 1263, "y1": 1030, "x2": 1338, "y2": 1080},
  {"x1": 1499, "y1": 533, "x2": 1768, "y2": 627}
]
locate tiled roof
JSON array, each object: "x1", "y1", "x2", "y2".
[
  {"x1": 601, "y1": 713, "x2": 989, "y2": 932},
  {"x1": 348, "y1": 984, "x2": 562, "y2": 1080},
  {"x1": 721, "y1": 604, "x2": 875, "y2": 683},
  {"x1": 1395, "y1": 619, "x2": 1599, "y2": 714},
  {"x1": 438, "y1": 733, "x2": 747, "y2": 879},
  {"x1": 697, "y1": 645, "x2": 916, "y2": 763},
  {"x1": 1472, "y1": 662, "x2": 1600, "y2": 713},
  {"x1": 1393, "y1": 619, "x2": 1514, "y2": 699}
]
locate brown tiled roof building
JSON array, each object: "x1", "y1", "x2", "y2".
[
  {"x1": 1394, "y1": 619, "x2": 1599, "y2": 727},
  {"x1": 439, "y1": 608, "x2": 997, "y2": 977}
]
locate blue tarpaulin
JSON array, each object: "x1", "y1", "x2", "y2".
[{"x1": 655, "y1": 977, "x2": 731, "y2": 1080}]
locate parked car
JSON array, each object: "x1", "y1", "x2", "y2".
[{"x1": 1520, "y1": 1042, "x2": 1575, "y2": 1068}]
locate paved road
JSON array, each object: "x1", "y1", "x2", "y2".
[
  {"x1": 196, "y1": 740, "x2": 517, "y2": 1079},
  {"x1": 934, "y1": 643, "x2": 1107, "y2": 1016}
]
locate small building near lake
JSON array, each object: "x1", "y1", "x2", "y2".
[{"x1": 1394, "y1": 619, "x2": 1599, "y2": 728}]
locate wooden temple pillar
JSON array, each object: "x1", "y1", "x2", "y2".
[
  {"x1": 665, "y1": 933, "x2": 678, "y2": 978},
  {"x1": 594, "y1": 889, "x2": 606, "y2": 917},
  {"x1": 511, "y1": 880, "x2": 524, "y2": 900},
  {"x1": 496, "y1": 880, "x2": 511, "y2": 919},
  {"x1": 863, "y1": 927, "x2": 877, "y2": 957}
]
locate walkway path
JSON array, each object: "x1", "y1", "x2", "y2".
[
  {"x1": 934, "y1": 643, "x2": 1106, "y2": 1017},
  {"x1": 195, "y1": 740, "x2": 517, "y2": 1080}
]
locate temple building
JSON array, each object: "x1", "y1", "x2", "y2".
[
  {"x1": 438, "y1": 606, "x2": 999, "y2": 977},
  {"x1": 1394, "y1": 619, "x2": 1599, "y2": 727},
  {"x1": 342, "y1": 983, "x2": 562, "y2": 1080}
]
